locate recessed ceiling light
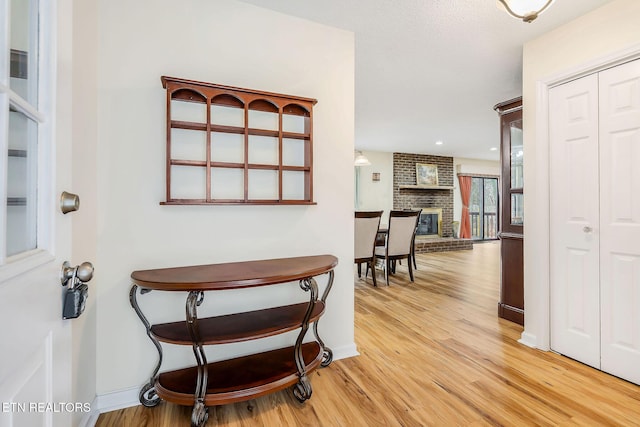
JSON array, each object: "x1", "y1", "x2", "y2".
[
  {"x1": 490, "y1": 147, "x2": 498, "y2": 151},
  {"x1": 435, "y1": 140, "x2": 443, "y2": 145}
]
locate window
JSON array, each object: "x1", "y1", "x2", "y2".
[{"x1": 1, "y1": 0, "x2": 52, "y2": 269}]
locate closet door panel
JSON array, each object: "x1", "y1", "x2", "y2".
[
  {"x1": 549, "y1": 74, "x2": 601, "y2": 368},
  {"x1": 599, "y1": 59, "x2": 640, "y2": 384}
]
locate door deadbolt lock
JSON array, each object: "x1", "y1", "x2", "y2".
[
  {"x1": 60, "y1": 191, "x2": 80, "y2": 214},
  {"x1": 60, "y1": 261, "x2": 94, "y2": 320}
]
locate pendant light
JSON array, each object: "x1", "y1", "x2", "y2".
[
  {"x1": 497, "y1": 0, "x2": 555, "y2": 23},
  {"x1": 354, "y1": 151, "x2": 371, "y2": 166}
]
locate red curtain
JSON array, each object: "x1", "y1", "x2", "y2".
[{"x1": 458, "y1": 175, "x2": 472, "y2": 239}]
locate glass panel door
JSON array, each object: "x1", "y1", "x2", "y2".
[
  {"x1": 1, "y1": 0, "x2": 46, "y2": 262},
  {"x1": 7, "y1": 108, "x2": 38, "y2": 256},
  {"x1": 9, "y1": 0, "x2": 39, "y2": 104},
  {"x1": 470, "y1": 177, "x2": 499, "y2": 241},
  {"x1": 470, "y1": 177, "x2": 483, "y2": 239},
  {"x1": 483, "y1": 178, "x2": 498, "y2": 239},
  {"x1": 510, "y1": 125, "x2": 523, "y2": 189},
  {"x1": 509, "y1": 120, "x2": 524, "y2": 225}
]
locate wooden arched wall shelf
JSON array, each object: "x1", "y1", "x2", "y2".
[{"x1": 161, "y1": 76, "x2": 317, "y2": 205}]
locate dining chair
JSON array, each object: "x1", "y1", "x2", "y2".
[
  {"x1": 375, "y1": 210, "x2": 421, "y2": 285},
  {"x1": 355, "y1": 211, "x2": 384, "y2": 287},
  {"x1": 411, "y1": 208, "x2": 422, "y2": 270}
]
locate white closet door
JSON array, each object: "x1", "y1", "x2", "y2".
[
  {"x1": 549, "y1": 74, "x2": 601, "y2": 369},
  {"x1": 599, "y1": 59, "x2": 640, "y2": 384}
]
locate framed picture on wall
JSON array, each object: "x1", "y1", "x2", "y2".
[{"x1": 416, "y1": 163, "x2": 439, "y2": 186}]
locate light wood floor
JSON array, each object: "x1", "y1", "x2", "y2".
[{"x1": 97, "y1": 242, "x2": 640, "y2": 426}]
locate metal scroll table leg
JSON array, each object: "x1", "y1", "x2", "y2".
[
  {"x1": 186, "y1": 291, "x2": 209, "y2": 427},
  {"x1": 313, "y1": 270, "x2": 334, "y2": 367},
  {"x1": 129, "y1": 285, "x2": 162, "y2": 407},
  {"x1": 292, "y1": 277, "x2": 319, "y2": 402}
]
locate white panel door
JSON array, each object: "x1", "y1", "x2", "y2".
[
  {"x1": 599, "y1": 59, "x2": 640, "y2": 385},
  {"x1": 0, "y1": 1, "x2": 76, "y2": 426},
  {"x1": 549, "y1": 74, "x2": 601, "y2": 369}
]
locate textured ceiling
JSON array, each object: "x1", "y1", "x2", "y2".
[{"x1": 238, "y1": 0, "x2": 614, "y2": 160}]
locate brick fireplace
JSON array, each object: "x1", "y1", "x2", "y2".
[
  {"x1": 393, "y1": 153, "x2": 453, "y2": 237},
  {"x1": 392, "y1": 152, "x2": 472, "y2": 253}
]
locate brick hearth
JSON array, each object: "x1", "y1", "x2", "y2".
[{"x1": 414, "y1": 237, "x2": 473, "y2": 253}]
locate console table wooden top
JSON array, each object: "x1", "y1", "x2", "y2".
[{"x1": 131, "y1": 254, "x2": 338, "y2": 291}]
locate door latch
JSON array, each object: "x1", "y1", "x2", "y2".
[{"x1": 60, "y1": 261, "x2": 94, "y2": 319}]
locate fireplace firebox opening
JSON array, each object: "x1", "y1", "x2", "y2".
[{"x1": 416, "y1": 208, "x2": 442, "y2": 238}]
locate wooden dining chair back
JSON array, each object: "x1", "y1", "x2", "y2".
[
  {"x1": 410, "y1": 208, "x2": 422, "y2": 270},
  {"x1": 355, "y1": 211, "x2": 383, "y2": 287},
  {"x1": 375, "y1": 210, "x2": 421, "y2": 285}
]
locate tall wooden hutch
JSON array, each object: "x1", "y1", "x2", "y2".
[{"x1": 495, "y1": 97, "x2": 524, "y2": 325}]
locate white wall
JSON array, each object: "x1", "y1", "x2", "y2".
[
  {"x1": 355, "y1": 150, "x2": 393, "y2": 224},
  {"x1": 95, "y1": 0, "x2": 355, "y2": 396},
  {"x1": 523, "y1": 0, "x2": 640, "y2": 348},
  {"x1": 452, "y1": 158, "x2": 500, "y2": 226},
  {"x1": 71, "y1": 0, "x2": 98, "y2": 422}
]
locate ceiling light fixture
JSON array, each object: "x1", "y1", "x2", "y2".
[
  {"x1": 497, "y1": 0, "x2": 555, "y2": 23},
  {"x1": 354, "y1": 151, "x2": 371, "y2": 166}
]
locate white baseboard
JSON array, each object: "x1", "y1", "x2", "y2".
[
  {"x1": 518, "y1": 331, "x2": 538, "y2": 348},
  {"x1": 95, "y1": 386, "x2": 141, "y2": 414},
  {"x1": 331, "y1": 342, "x2": 359, "y2": 361}
]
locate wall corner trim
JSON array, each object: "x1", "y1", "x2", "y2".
[
  {"x1": 331, "y1": 342, "x2": 360, "y2": 361},
  {"x1": 78, "y1": 396, "x2": 101, "y2": 427},
  {"x1": 518, "y1": 332, "x2": 538, "y2": 349}
]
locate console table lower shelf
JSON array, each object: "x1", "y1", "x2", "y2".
[
  {"x1": 155, "y1": 342, "x2": 323, "y2": 406},
  {"x1": 129, "y1": 254, "x2": 338, "y2": 427}
]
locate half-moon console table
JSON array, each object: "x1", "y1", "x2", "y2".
[{"x1": 129, "y1": 254, "x2": 338, "y2": 427}]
